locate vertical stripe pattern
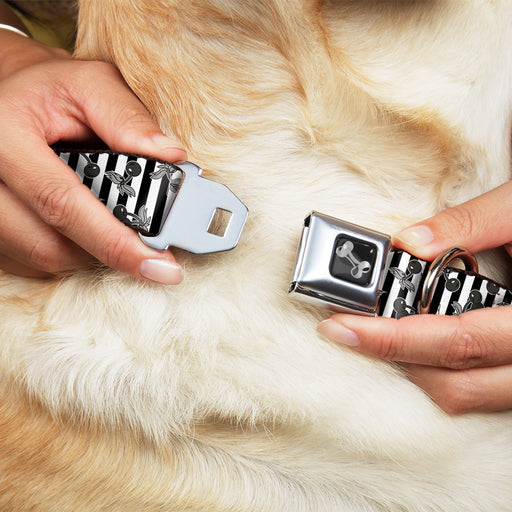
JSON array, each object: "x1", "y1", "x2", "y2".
[
  {"x1": 378, "y1": 250, "x2": 428, "y2": 318},
  {"x1": 379, "y1": 250, "x2": 511, "y2": 317},
  {"x1": 57, "y1": 150, "x2": 184, "y2": 236}
]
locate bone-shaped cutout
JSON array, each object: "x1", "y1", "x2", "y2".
[{"x1": 335, "y1": 240, "x2": 372, "y2": 279}]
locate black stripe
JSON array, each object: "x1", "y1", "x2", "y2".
[
  {"x1": 114, "y1": 156, "x2": 134, "y2": 209},
  {"x1": 82, "y1": 152, "x2": 98, "y2": 189},
  {"x1": 483, "y1": 279, "x2": 497, "y2": 308},
  {"x1": 445, "y1": 270, "x2": 469, "y2": 315},
  {"x1": 66, "y1": 152, "x2": 79, "y2": 176},
  {"x1": 466, "y1": 275, "x2": 485, "y2": 310},
  {"x1": 378, "y1": 250, "x2": 403, "y2": 316},
  {"x1": 98, "y1": 153, "x2": 118, "y2": 204},
  {"x1": 149, "y1": 166, "x2": 170, "y2": 235},
  {"x1": 134, "y1": 159, "x2": 153, "y2": 219},
  {"x1": 502, "y1": 290, "x2": 512, "y2": 307}
]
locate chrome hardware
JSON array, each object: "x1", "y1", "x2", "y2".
[{"x1": 289, "y1": 212, "x2": 391, "y2": 316}]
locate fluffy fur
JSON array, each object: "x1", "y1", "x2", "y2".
[{"x1": 1, "y1": 1, "x2": 512, "y2": 510}]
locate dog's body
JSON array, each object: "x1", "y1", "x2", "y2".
[{"x1": 1, "y1": 1, "x2": 512, "y2": 510}]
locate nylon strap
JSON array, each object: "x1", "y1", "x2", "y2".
[
  {"x1": 378, "y1": 250, "x2": 512, "y2": 318},
  {"x1": 56, "y1": 149, "x2": 184, "y2": 237}
]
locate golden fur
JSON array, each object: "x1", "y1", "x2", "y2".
[{"x1": 1, "y1": 0, "x2": 512, "y2": 510}]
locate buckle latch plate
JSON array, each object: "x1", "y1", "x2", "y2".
[{"x1": 140, "y1": 162, "x2": 248, "y2": 254}]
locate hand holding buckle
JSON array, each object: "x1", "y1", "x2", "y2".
[{"x1": 289, "y1": 212, "x2": 511, "y2": 317}]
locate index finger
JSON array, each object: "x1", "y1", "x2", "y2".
[
  {"x1": 317, "y1": 305, "x2": 512, "y2": 370},
  {"x1": 60, "y1": 60, "x2": 187, "y2": 163},
  {"x1": 393, "y1": 180, "x2": 512, "y2": 261},
  {"x1": 1, "y1": 136, "x2": 183, "y2": 283}
]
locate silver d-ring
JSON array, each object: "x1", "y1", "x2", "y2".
[{"x1": 419, "y1": 247, "x2": 478, "y2": 314}]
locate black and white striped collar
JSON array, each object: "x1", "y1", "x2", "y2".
[{"x1": 55, "y1": 148, "x2": 248, "y2": 254}]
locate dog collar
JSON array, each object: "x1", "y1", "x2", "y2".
[
  {"x1": 55, "y1": 148, "x2": 248, "y2": 254},
  {"x1": 289, "y1": 211, "x2": 512, "y2": 317}
]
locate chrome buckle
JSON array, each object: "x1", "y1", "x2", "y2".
[
  {"x1": 140, "y1": 162, "x2": 248, "y2": 254},
  {"x1": 289, "y1": 212, "x2": 392, "y2": 316}
]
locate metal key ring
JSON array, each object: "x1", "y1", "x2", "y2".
[{"x1": 419, "y1": 247, "x2": 478, "y2": 314}]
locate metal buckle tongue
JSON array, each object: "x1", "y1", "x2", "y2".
[{"x1": 140, "y1": 162, "x2": 248, "y2": 254}]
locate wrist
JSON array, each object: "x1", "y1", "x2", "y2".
[{"x1": 0, "y1": 30, "x2": 71, "y2": 80}]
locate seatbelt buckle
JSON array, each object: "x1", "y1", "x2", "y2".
[
  {"x1": 140, "y1": 161, "x2": 248, "y2": 254},
  {"x1": 55, "y1": 147, "x2": 248, "y2": 255},
  {"x1": 289, "y1": 212, "x2": 510, "y2": 318},
  {"x1": 289, "y1": 211, "x2": 392, "y2": 316}
]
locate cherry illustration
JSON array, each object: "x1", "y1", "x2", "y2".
[
  {"x1": 112, "y1": 203, "x2": 151, "y2": 232},
  {"x1": 486, "y1": 281, "x2": 500, "y2": 295},
  {"x1": 104, "y1": 160, "x2": 141, "y2": 198},
  {"x1": 113, "y1": 204, "x2": 128, "y2": 222},
  {"x1": 407, "y1": 259, "x2": 422, "y2": 275},
  {"x1": 125, "y1": 161, "x2": 142, "y2": 177},
  {"x1": 445, "y1": 277, "x2": 461, "y2": 293},
  {"x1": 80, "y1": 153, "x2": 101, "y2": 178},
  {"x1": 389, "y1": 258, "x2": 423, "y2": 292},
  {"x1": 393, "y1": 297, "x2": 416, "y2": 319},
  {"x1": 467, "y1": 290, "x2": 484, "y2": 309}
]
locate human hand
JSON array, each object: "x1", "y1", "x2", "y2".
[
  {"x1": 0, "y1": 30, "x2": 186, "y2": 282},
  {"x1": 318, "y1": 180, "x2": 512, "y2": 414}
]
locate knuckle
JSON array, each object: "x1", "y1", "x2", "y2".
[
  {"x1": 114, "y1": 105, "x2": 152, "y2": 134},
  {"x1": 51, "y1": 47, "x2": 72, "y2": 61},
  {"x1": 441, "y1": 203, "x2": 478, "y2": 241},
  {"x1": 34, "y1": 183, "x2": 79, "y2": 231},
  {"x1": 28, "y1": 238, "x2": 65, "y2": 274},
  {"x1": 436, "y1": 371, "x2": 482, "y2": 414},
  {"x1": 78, "y1": 60, "x2": 119, "y2": 80},
  {"x1": 442, "y1": 318, "x2": 487, "y2": 369},
  {"x1": 101, "y1": 233, "x2": 131, "y2": 271},
  {"x1": 375, "y1": 324, "x2": 404, "y2": 360}
]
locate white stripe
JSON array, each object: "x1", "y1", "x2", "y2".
[
  {"x1": 125, "y1": 157, "x2": 146, "y2": 213},
  {"x1": 492, "y1": 286, "x2": 507, "y2": 306},
  {"x1": 456, "y1": 274, "x2": 476, "y2": 312},
  {"x1": 75, "y1": 153, "x2": 87, "y2": 180},
  {"x1": 160, "y1": 172, "x2": 181, "y2": 223},
  {"x1": 59, "y1": 152, "x2": 70, "y2": 166},
  {"x1": 106, "y1": 154, "x2": 128, "y2": 210},
  {"x1": 144, "y1": 170, "x2": 164, "y2": 220},
  {"x1": 381, "y1": 252, "x2": 410, "y2": 317},
  {"x1": 90, "y1": 153, "x2": 109, "y2": 197}
]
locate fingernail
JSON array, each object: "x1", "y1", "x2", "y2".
[
  {"x1": 317, "y1": 319, "x2": 360, "y2": 347},
  {"x1": 139, "y1": 259, "x2": 184, "y2": 285},
  {"x1": 394, "y1": 225, "x2": 434, "y2": 248},
  {"x1": 151, "y1": 134, "x2": 187, "y2": 159}
]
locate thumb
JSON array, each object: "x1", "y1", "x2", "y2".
[
  {"x1": 392, "y1": 180, "x2": 512, "y2": 260},
  {"x1": 70, "y1": 61, "x2": 187, "y2": 163}
]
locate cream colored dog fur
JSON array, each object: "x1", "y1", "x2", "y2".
[{"x1": 1, "y1": 1, "x2": 512, "y2": 510}]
